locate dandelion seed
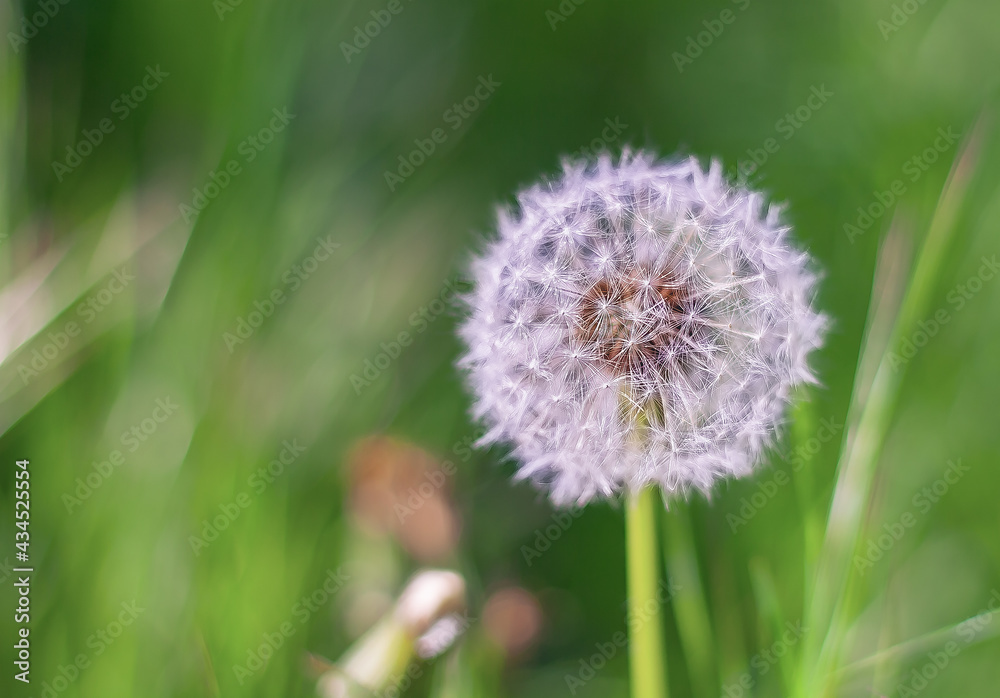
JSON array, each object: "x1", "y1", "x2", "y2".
[{"x1": 459, "y1": 151, "x2": 826, "y2": 506}]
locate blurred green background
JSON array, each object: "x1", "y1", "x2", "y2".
[{"x1": 1, "y1": 0, "x2": 999, "y2": 696}]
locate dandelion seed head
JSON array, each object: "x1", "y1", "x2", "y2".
[{"x1": 459, "y1": 151, "x2": 827, "y2": 506}]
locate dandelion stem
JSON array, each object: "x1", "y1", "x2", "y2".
[{"x1": 626, "y1": 487, "x2": 669, "y2": 698}]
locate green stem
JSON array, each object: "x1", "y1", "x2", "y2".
[{"x1": 626, "y1": 487, "x2": 669, "y2": 698}]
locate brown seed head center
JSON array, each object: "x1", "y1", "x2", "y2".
[{"x1": 575, "y1": 268, "x2": 692, "y2": 379}]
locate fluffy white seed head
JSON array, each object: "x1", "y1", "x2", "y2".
[{"x1": 459, "y1": 151, "x2": 826, "y2": 506}]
